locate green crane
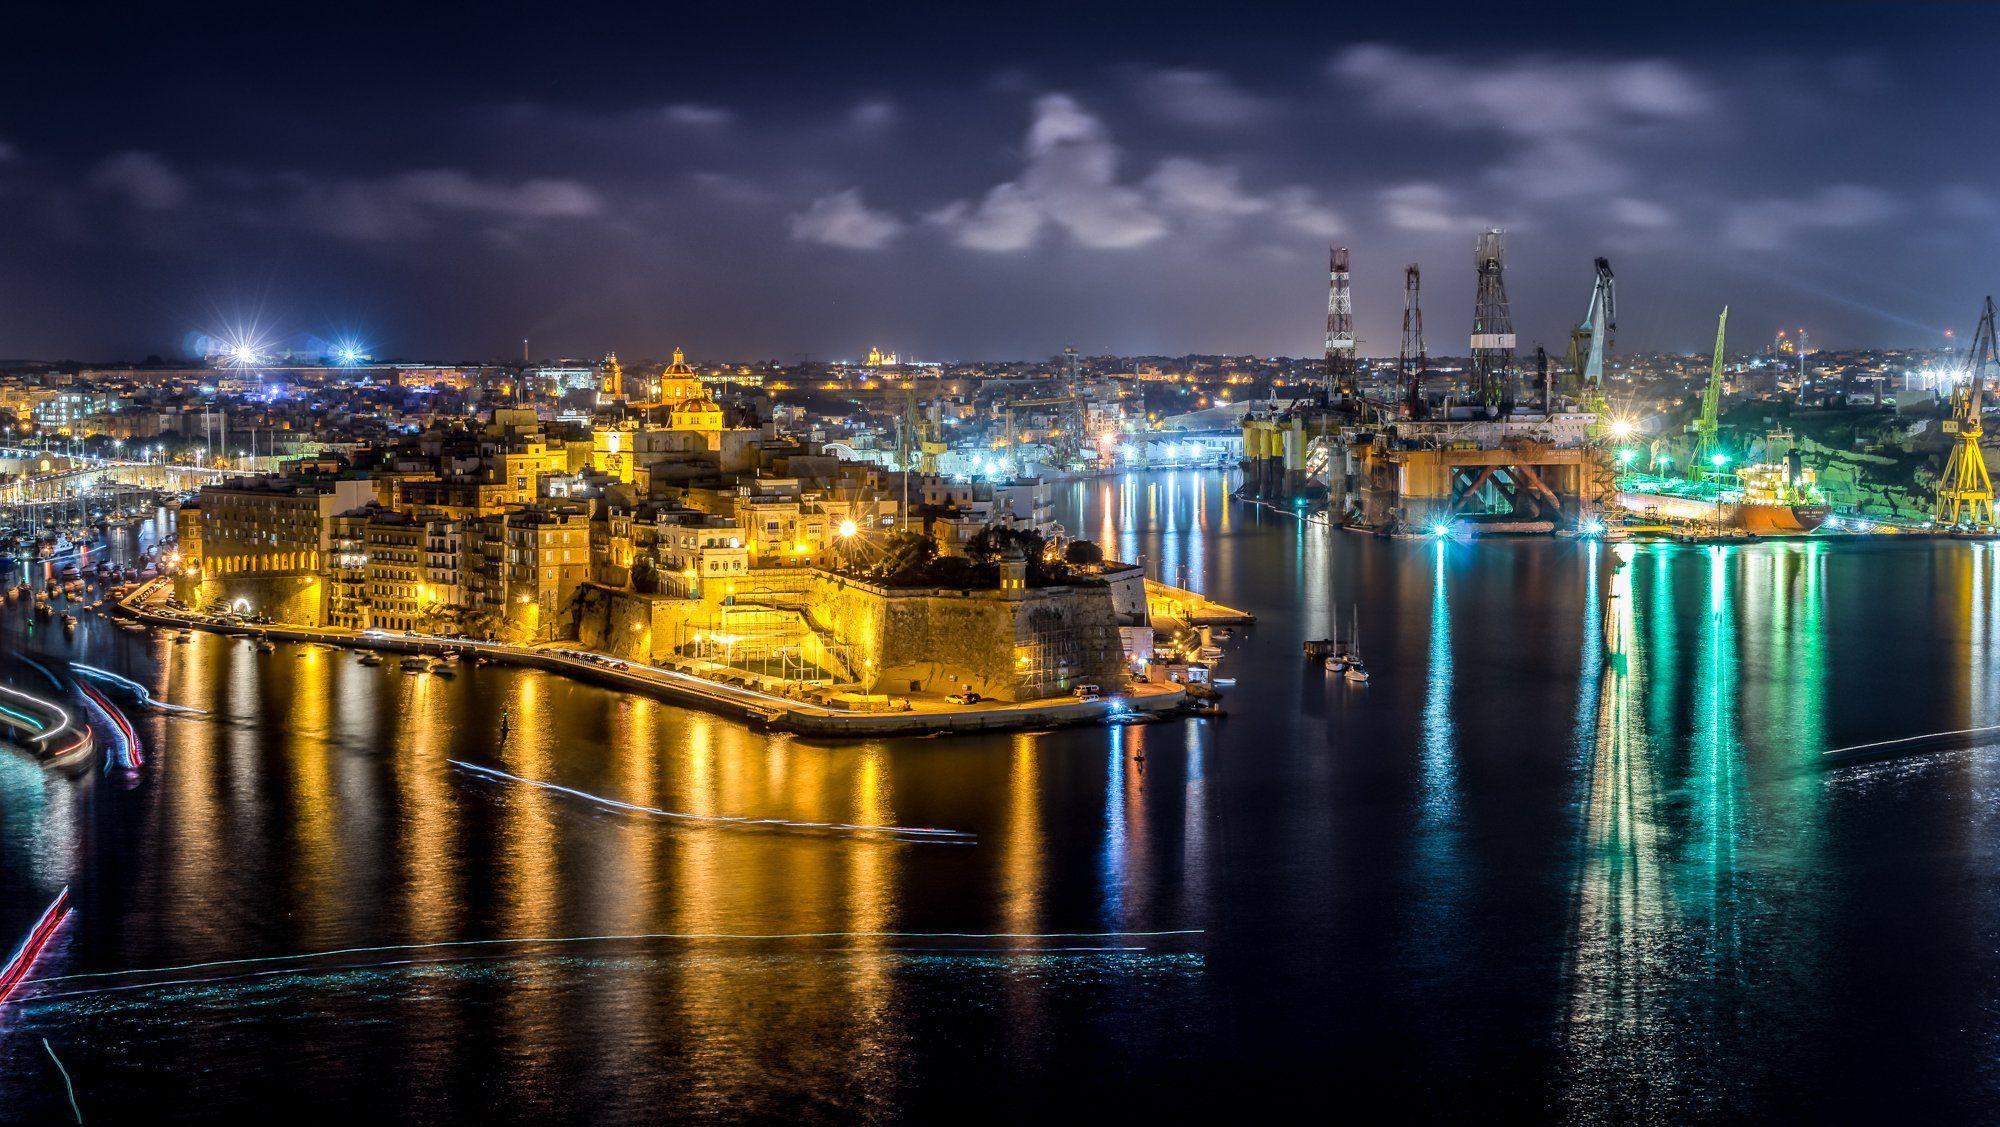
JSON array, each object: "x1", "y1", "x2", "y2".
[{"x1": 1690, "y1": 306, "x2": 1728, "y2": 481}]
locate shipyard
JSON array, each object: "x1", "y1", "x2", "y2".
[{"x1": 1240, "y1": 235, "x2": 2000, "y2": 544}]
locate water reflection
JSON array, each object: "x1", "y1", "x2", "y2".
[
  {"x1": 13, "y1": 476, "x2": 2000, "y2": 1118},
  {"x1": 1560, "y1": 542, "x2": 1668, "y2": 1105},
  {"x1": 1420, "y1": 541, "x2": 1457, "y2": 809}
]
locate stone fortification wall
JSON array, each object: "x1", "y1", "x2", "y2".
[{"x1": 806, "y1": 573, "x2": 1127, "y2": 702}]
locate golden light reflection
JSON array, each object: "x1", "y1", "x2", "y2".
[
  {"x1": 283, "y1": 642, "x2": 339, "y2": 946},
  {"x1": 498, "y1": 672, "x2": 559, "y2": 935},
  {"x1": 1001, "y1": 733, "x2": 1043, "y2": 937},
  {"x1": 1559, "y1": 543, "x2": 1668, "y2": 1098}
]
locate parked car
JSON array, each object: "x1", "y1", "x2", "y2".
[{"x1": 946, "y1": 691, "x2": 983, "y2": 705}]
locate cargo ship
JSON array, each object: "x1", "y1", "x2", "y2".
[{"x1": 1617, "y1": 435, "x2": 1830, "y2": 535}]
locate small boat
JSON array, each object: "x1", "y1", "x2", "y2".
[
  {"x1": 173, "y1": 631, "x2": 190, "y2": 644},
  {"x1": 60, "y1": 613, "x2": 76, "y2": 628},
  {"x1": 255, "y1": 638, "x2": 276, "y2": 653},
  {"x1": 357, "y1": 652, "x2": 383, "y2": 667},
  {"x1": 1342, "y1": 606, "x2": 1370, "y2": 684},
  {"x1": 431, "y1": 663, "x2": 457, "y2": 679},
  {"x1": 1323, "y1": 656, "x2": 1346, "y2": 673},
  {"x1": 400, "y1": 656, "x2": 432, "y2": 673}
]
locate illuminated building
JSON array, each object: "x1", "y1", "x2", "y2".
[
  {"x1": 654, "y1": 348, "x2": 705, "y2": 403},
  {"x1": 591, "y1": 426, "x2": 637, "y2": 483},
  {"x1": 668, "y1": 392, "x2": 726, "y2": 446},
  {"x1": 361, "y1": 511, "x2": 426, "y2": 632},
  {"x1": 178, "y1": 474, "x2": 375, "y2": 624},
  {"x1": 599, "y1": 352, "x2": 623, "y2": 401},
  {"x1": 528, "y1": 364, "x2": 598, "y2": 400},
  {"x1": 464, "y1": 506, "x2": 591, "y2": 643},
  {"x1": 391, "y1": 366, "x2": 475, "y2": 392},
  {"x1": 422, "y1": 518, "x2": 464, "y2": 613}
]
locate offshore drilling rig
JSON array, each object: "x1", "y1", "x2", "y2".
[{"x1": 1241, "y1": 231, "x2": 1615, "y2": 536}]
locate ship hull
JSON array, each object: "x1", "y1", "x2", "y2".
[{"x1": 1618, "y1": 491, "x2": 1830, "y2": 535}]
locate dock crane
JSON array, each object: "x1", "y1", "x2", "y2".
[
  {"x1": 1689, "y1": 307, "x2": 1728, "y2": 481},
  {"x1": 1935, "y1": 296, "x2": 1999, "y2": 528},
  {"x1": 1568, "y1": 257, "x2": 1615, "y2": 416}
]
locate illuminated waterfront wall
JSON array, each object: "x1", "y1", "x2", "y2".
[{"x1": 810, "y1": 572, "x2": 1129, "y2": 700}]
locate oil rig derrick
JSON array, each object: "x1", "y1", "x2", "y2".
[
  {"x1": 1324, "y1": 246, "x2": 1356, "y2": 403},
  {"x1": 1470, "y1": 228, "x2": 1517, "y2": 412},
  {"x1": 1239, "y1": 234, "x2": 1605, "y2": 535},
  {"x1": 1400, "y1": 264, "x2": 1427, "y2": 417},
  {"x1": 1935, "y1": 296, "x2": 1999, "y2": 529}
]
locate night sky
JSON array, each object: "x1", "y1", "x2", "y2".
[{"x1": 5, "y1": 1, "x2": 1995, "y2": 362}]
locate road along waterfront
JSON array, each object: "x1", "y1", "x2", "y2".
[{"x1": 9, "y1": 470, "x2": 2000, "y2": 1119}]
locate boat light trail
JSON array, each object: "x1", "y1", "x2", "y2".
[
  {"x1": 448, "y1": 759, "x2": 975, "y2": 841},
  {"x1": 1, "y1": 888, "x2": 73, "y2": 1009},
  {"x1": 24, "y1": 925, "x2": 1203, "y2": 996},
  {"x1": 18, "y1": 656, "x2": 63, "y2": 692},
  {"x1": 79, "y1": 681, "x2": 140, "y2": 770},
  {"x1": 42, "y1": 1039, "x2": 82, "y2": 1125},
  {"x1": 0, "y1": 683, "x2": 74, "y2": 747},
  {"x1": 70, "y1": 663, "x2": 206, "y2": 715},
  {"x1": 1821, "y1": 722, "x2": 2000, "y2": 759}
]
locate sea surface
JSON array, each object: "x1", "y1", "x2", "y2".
[{"x1": 4, "y1": 474, "x2": 2000, "y2": 1121}]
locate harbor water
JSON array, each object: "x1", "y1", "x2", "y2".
[{"x1": 3, "y1": 473, "x2": 2000, "y2": 1120}]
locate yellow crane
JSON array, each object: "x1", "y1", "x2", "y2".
[{"x1": 1936, "y1": 296, "x2": 1998, "y2": 528}]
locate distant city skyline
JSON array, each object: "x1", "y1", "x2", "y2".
[{"x1": 6, "y1": 1, "x2": 1998, "y2": 361}]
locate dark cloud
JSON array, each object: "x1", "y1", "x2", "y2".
[
  {"x1": 4, "y1": 0, "x2": 1999, "y2": 359},
  {"x1": 791, "y1": 189, "x2": 904, "y2": 250},
  {"x1": 89, "y1": 152, "x2": 189, "y2": 212}
]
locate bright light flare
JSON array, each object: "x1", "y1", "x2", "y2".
[{"x1": 332, "y1": 337, "x2": 369, "y2": 365}]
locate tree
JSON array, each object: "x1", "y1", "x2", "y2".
[
  {"x1": 1063, "y1": 539, "x2": 1104, "y2": 566},
  {"x1": 966, "y1": 524, "x2": 1046, "y2": 564}
]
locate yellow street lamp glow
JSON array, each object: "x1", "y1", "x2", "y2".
[
  {"x1": 837, "y1": 519, "x2": 858, "y2": 538},
  {"x1": 1608, "y1": 418, "x2": 1635, "y2": 439}
]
